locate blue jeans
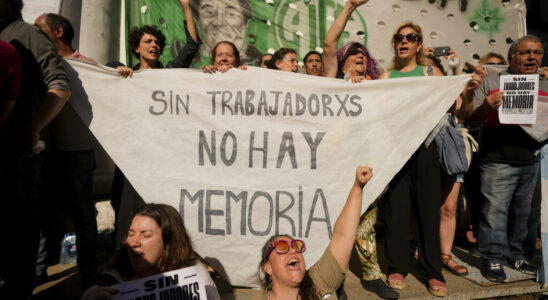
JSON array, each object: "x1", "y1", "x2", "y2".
[{"x1": 478, "y1": 162, "x2": 539, "y2": 264}]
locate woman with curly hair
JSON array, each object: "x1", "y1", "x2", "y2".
[
  {"x1": 116, "y1": 0, "x2": 200, "y2": 77},
  {"x1": 254, "y1": 166, "x2": 373, "y2": 300},
  {"x1": 110, "y1": 0, "x2": 202, "y2": 248}
]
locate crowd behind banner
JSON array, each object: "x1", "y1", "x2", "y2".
[{"x1": 0, "y1": 0, "x2": 546, "y2": 299}]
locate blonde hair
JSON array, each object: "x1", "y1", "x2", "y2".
[{"x1": 390, "y1": 21, "x2": 425, "y2": 70}]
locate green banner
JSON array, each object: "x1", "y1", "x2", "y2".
[{"x1": 125, "y1": 0, "x2": 367, "y2": 68}]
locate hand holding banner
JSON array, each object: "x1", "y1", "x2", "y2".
[{"x1": 66, "y1": 59, "x2": 470, "y2": 286}]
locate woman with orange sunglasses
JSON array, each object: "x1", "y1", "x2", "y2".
[{"x1": 253, "y1": 166, "x2": 373, "y2": 300}]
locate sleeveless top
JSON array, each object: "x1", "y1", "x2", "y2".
[
  {"x1": 389, "y1": 64, "x2": 440, "y2": 147},
  {"x1": 389, "y1": 65, "x2": 425, "y2": 78}
]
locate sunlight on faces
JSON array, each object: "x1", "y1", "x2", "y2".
[
  {"x1": 342, "y1": 50, "x2": 367, "y2": 76},
  {"x1": 199, "y1": 0, "x2": 247, "y2": 54},
  {"x1": 214, "y1": 42, "x2": 236, "y2": 68},
  {"x1": 276, "y1": 52, "x2": 298, "y2": 72},
  {"x1": 136, "y1": 33, "x2": 161, "y2": 64},
  {"x1": 395, "y1": 27, "x2": 422, "y2": 60},
  {"x1": 510, "y1": 40, "x2": 543, "y2": 75},
  {"x1": 263, "y1": 236, "x2": 306, "y2": 289},
  {"x1": 127, "y1": 215, "x2": 164, "y2": 277},
  {"x1": 303, "y1": 54, "x2": 322, "y2": 76}
]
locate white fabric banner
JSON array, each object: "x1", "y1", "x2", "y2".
[{"x1": 65, "y1": 59, "x2": 469, "y2": 287}]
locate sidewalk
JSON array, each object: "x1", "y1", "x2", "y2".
[{"x1": 31, "y1": 261, "x2": 548, "y2": 299}]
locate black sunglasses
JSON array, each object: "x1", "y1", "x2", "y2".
[{"x1": 394, "y1": 33, "x2": 420, "y2": 43}]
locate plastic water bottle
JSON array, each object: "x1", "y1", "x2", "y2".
[{"x1": 60, "y1": 233, "x2": 78, "y2": 264}]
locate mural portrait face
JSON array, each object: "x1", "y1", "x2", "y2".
[{"x1": 197, "y1": 0, "x2": 250, "y2": 58}]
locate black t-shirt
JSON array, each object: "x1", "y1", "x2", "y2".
[{"x1": 479, "y1": 126, "x2": 541, "y2": 166}]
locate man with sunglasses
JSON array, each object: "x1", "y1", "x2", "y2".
[{"x1": 469, "y1": 35, "x2": 546, "y2": 282}]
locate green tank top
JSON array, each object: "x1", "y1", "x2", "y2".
[{"x1": 389, "y1": 65, "x2": 425, "y2": 78}]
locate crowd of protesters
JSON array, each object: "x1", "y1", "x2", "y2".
[{"x1": 0, "y1": 0, "x2": 546, "y2": 299}]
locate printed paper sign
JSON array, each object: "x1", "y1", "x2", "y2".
[
  {"x1": 111, "y1": 266, "x2": 205, "y2": 300},
  {"x1": 65, "y1": 59, "x2": 469, "y2": 286},
  {"x1": 499, "y1": 74, "x2": 539, "y2": 124}
]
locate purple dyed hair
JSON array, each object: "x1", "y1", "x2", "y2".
[{"x1": 336, "y1": 42, "x2": 380, "y2": 80}]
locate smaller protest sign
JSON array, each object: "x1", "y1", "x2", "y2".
[
  {"x1": 111, "y1": 266, "x2": 205, "y2": 300},
  {"x1": 499, "y1": 74, "x2": 539, "y2": 124}
]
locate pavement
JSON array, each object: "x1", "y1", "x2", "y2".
[{"x1": 32, "y1": 200, "x2": 548, "y2": 299}]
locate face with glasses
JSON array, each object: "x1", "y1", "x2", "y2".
[
  {"x1": 394, "y1": 27, "x2": 422, "y2": 61},
  {"x1": 262, "y1": 236, "x2": 306, "y2": 288}
]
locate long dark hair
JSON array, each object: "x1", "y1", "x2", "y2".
[
  {"x1": 258, "y1": 235, "x2": 320, "y2": 300},
  {"x1": 106, "y1": 203, "x2": 196, "y2": 279}
]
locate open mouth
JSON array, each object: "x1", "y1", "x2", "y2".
[
  {"x1": 287, "y1": 259, "x2": 300, "y2": 267},
  {"x1": 130, "y1": 250, "x2": 145, "y2": 259},
  {"x1": 399, "y1": 46, "x2": 409, "y2": 54}
]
